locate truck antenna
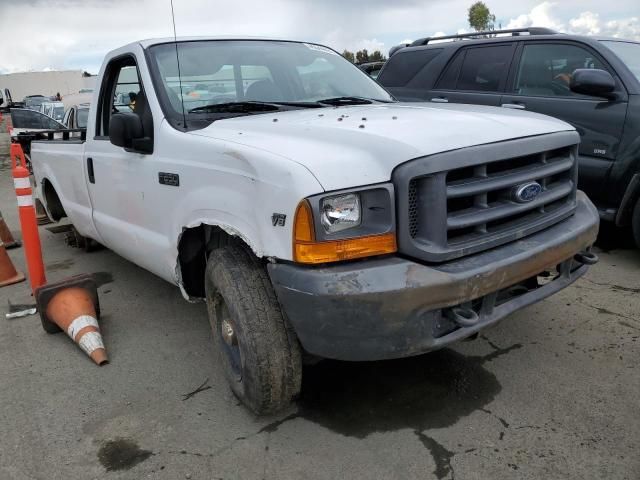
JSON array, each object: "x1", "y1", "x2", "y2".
[{"x1": 170, "y1": 0, "x2": 187, "y2": 129}]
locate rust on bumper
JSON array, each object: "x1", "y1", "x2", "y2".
[{"x1": 268, "y1": 192, "x2": 599, "y2": 361}]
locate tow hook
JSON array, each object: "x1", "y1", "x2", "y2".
[
  {"x1": 574, "y1": 250, "x2": 599, "y2": 265},
  {"x1": 445, "y1": 306, "x2": 479, "y2": 327}
]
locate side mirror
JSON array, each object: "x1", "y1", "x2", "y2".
[
  {"x1": 570, "y1": 69, "x2": 615, "y2": 99},
  {"x1": 109, "y1": 112, "x2": 152, "y2": 153}
]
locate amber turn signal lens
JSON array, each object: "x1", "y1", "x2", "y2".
[{"x1": 293, "y1": 200, "x2": 397, "y2": 264}]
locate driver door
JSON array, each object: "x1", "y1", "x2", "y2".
[
  {"x1": 501, "y1": 42, "x2": 628, "y2": 202},
  {"x1": 84, "y1": 55, "x2": 164, "y2": 270}
]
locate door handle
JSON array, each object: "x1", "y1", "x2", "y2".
[
  {"x1": 430, "y1": 97, "x2": 449, "y2": 103},
  {"x1": 501, "y1": 103, "x2": 526, "y2": 110},
  {"x1": 87, "y1": 157, "x2": 95, "y2": 184}
]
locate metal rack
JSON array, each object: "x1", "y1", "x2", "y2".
[{"x1": 410, "y1": 27, "x2": 559, "y2": 46}]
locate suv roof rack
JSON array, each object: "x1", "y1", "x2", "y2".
[{"x1": 410, "y1": 27, "x2": 558, "y2": 46}]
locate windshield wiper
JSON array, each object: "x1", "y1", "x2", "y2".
[
  {"x1": 188, "y1": 101, "x2": 282, "y2": 114},
  {"x1": 316, "y1": 96, "x2": 374, "y2": 106},
  {"x1": 188, "y1": 100, "x2": 322, "y2": 114}
]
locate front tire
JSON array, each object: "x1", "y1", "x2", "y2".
[
  {"x1": 205, "y1": 241, "x2": 302, "y2": 415},
  {"x1": 632, "y1": 198, "x2": 640, "y2": 248}
]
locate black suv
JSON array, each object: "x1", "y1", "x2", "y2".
[{"x1": 378, "y1": 28, "x2": 640, "y2": 246}]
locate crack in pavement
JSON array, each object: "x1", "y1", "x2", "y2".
[{"x1": 414, "y1": 431, "x2": 456, "y2": 480}]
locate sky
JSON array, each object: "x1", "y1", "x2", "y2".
[{"x1": 0, "y1": 0, "x2": 638, "y2": 74}]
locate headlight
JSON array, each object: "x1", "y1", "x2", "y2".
[
  {"x1": 292, "y1": 185, "x2": 397, "y2": 264},
  {"x1": 321, "y1": 193, "x2": 361, "y2": 233}
]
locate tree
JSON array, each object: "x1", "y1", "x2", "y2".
[
  {"x1": 342, "y1": 49, "x2": 387, "y2": 64},
  {"x1": 342, "y1": 50, "x2": 355, "y2": 63},
  {"x1": 368, "y1": 50, "x2": 387, "y2": 62},
  {"x1": 355, "y1": 49, "x2": 370, "y2": 64},
  {"x1": 468, "y1": 1, "x2": 496, "y2": 32}
]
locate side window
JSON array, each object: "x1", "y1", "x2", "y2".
[
  {"x1": 379, "y1": 49, "x2": 443, "y2": 87},
  {"x1": 11, "y1": 110, "x2": 46, "y2": 129},
  {"x1": 113, "y1": 66, "x2": 141, "y2": 114},
  {"x1": 435, "y1": 51, "x2": 464, "y2": 90},
  {"x1": 63, "y1": 109, "x2": 71, "y2": 127},
  {"x1": 77, "y1": 109, "x2": 89, "y2": 128},
  {"x1": 515, "y1": 44, "x2": 607, "y2": 97},
  {"x1": 97, "y1": 58, "x2": 152, "y2": 137},
  {"x1": 456, "y1": 45, "x2": 513, "y2": 92},
  {"x1": 42, "y1": 114, "x2": 63, "y2": 130}
]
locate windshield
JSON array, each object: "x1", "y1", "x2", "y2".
[
  {"x1": 600, "y1": 40, "x2": 640, "y2": 82},
  {"x1": 148, "y1": 40, "x2": 394, "y2": 129},
  {"x1": 77, "y1": 108, "x2": 89, "y2": 128}
]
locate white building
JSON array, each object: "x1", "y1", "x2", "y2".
[{"x1": 0, "y1": 70, "x2": 96, "y2": 102}]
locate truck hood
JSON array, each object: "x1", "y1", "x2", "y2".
[{"x1": 190, "y1": 102, "x2": 575, "y2": 191}]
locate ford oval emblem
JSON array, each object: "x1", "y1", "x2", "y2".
[{"x1": 512, "y1": 182, "x2": 542, "y2": 203}]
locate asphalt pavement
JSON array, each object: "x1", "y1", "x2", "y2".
[{"x1": 0, "y1": 123, "x2": 638, "y2": 480}]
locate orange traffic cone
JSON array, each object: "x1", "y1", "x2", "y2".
[
  {"x1": 35, "y1": 274, "x2": 107, "y2": 365},
  {"x1": 0, "y1": 212, "x2": 20, "y2": 249},
  {"x1": 0, "y1": 241, "x2": 25, "y2": 287}
]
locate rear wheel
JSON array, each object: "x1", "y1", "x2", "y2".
[
  {"x1": 205, "y1": 241, "x2": 302, "y2": 415},
  {"x1": 632, "y1": 198, "x2": 640, "y2": 248}
]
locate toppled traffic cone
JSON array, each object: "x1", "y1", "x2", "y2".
[
  {"x1": 0, "y1": 241, "x2": 25, "y2": 287},
  {"x1": 0, "y1": 212, "x2": 20, "y2": 249},
  {"x1": 35, "y1": 274, "x2": 107, "y2": 365}
]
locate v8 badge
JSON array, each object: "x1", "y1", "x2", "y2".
[{"x1": 272, "y1": 213, "x2": 286, "y2": 227}]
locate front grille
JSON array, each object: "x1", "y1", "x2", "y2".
[
  {"x1": 444, "y1": 147, "x2": 574, "y2": 245},
  {"x1": 395, "y1": 133, "x2": 579, "y2": 262}
]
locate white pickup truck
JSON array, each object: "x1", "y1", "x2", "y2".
[{"x1": 31, "y1": 37, "x2": 599, "y2": 414}]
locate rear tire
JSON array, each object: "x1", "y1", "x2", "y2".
[
  {"x1": 632, "y1": 198, "x2": 640, "y2": 248},
  {"x1": 205, "y1": 241, "x2": 302, "y2": 415}
]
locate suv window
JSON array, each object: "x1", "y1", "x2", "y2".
[
  {"x1": 380, "y1": 49, "x2": 443, "y2": 87},
  {"x1": 600, "y1": 41, "x2": 640, "y2": 82},
  {"x1": 435, "y1": 51, "x2": 464, "y2": 89},
  {"x1": 456, "y1": 45, "x2": 513, "y2": 92},
  {"x1": 515, "y1": 43, "x2": 607, "y2": 97}
]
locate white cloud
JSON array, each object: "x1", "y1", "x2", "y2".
[
  {"x1": 602, "y1": 17, "x2": 640, "y2": 39},
  {"x1": 569, "y1": 11, "x2": 601, "y2": 35},
  {"x1": 507, "y1": 2, "x2": 640, "y2": 39},
  {"x1": 507, "y1": 2, "x2": 565, "y2": 31},
  {"x1": 0, "y1": 0, "x2": 638, "y2": 74}
]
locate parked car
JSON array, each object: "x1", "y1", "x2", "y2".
[
  {"x1": 9, "y1": 108, "x2": 67, "y2": 160},
  {"x1": 62, "y1": 103, "x2": 90, "y2": 129},
  {"x1": 30, "y1": 37, "x2": 599, "y2": 414},
  {"x1": 9, "y1": 108, "x2": 65, "y2": 134},
  {"x1": 23, "y1": 95, "x2": 49, "y2": 111},
  {"x1": 379, "y1": 27, "x2": 640, "y2": 246},
  {"x1": 358, "y1": 61, "x2": 386, "y2": 79},
  {"x1": 1, "y1": 89, "x2": 24, "y2": 109},
  {"x1": 40, "y1": 101, "x2": 65, "y2": 122}
]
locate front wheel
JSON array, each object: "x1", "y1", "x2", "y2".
[
  {"x1": 205, "y1": 241, "x2": 302, "y2": 415},
  {"x1": 632, "y1": 198, "x2": 640, "y2": 248}
]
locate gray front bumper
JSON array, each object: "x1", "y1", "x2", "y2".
[{"x1": 268, "y1": 192, "x2": 600, "y2": 361}]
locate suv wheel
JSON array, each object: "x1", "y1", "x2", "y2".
[{"x1": 204, "y1": 241, "x2": 302, "y2": 415}]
